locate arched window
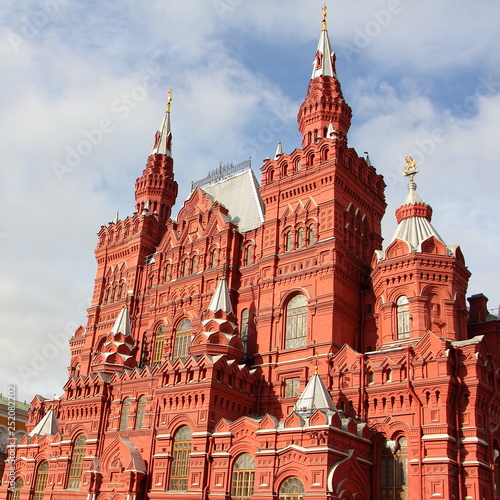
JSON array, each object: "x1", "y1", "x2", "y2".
[
  {"x1": 297, "y1": 228, "x2": 304, "y2": 249},
  {"x1": 135, "y1": 395, "x2": 147, "y2": 430},
  {"x1": 240, "y1": 309, "x2": 249, "y2": 355},
  {"x1": 231, "y1": 453, "x2": 255, "y2": 500},
  {"x1": 169, "y1": 426, "x2": 192, "y2": 491},
  {"x1": 285, "y1": 295, "x2": 308, "y2": 349},
  {"x1": 192, "y1": 255, "x2": 198, "y2": 274},
  {"x1": 164, "y1": 264, "x2": 170, "y2": 282},
  {"x1": 279, "y1": 476, "x2": 305, "y2": 500},
  {"x1": 71, "y1": 363, "x2": 81, "y2": 378},
  {"x1": 152, "y1": 325, "x2": 165, "y2": 365},
  {"x1": 397, "y1": 296, "x2": 410, "y2": 339},
  {"x1": 67, "y1": 434, "x2": 87, "y2": 489},
  {"x1": 119, "y1": 398, "x2": 130, "y2": 431},
  {"x1": 104, "y1": 287, "x2": 110, "y2": 304},
  {"x1": 211, "y1": 248, "x2": 218, "y2": 268},
  {"x1": 173, "y1": 319, "x2": 191, "y2": 359},
  {"x1": 33, "y1": 460, "x2": 49, "y2": 500},
  {"x1": 10, "y1": 478, "x2": 23, "y2": 500},
  {"x1": 285, "y1": 231, "x2": 293, "y2": 252},
  {"x1": 296, "y1": 158, "x2": 302, "y2": 172},
  {"x1": 245, "y1": 245, "x2": 253, "y2": 266},
  {"x1": 308, "y1": 224, "x2": 315, "y2": 245},
  {"x1": 380, "y1": 437, "x2": 408, "y2": 499},
  {"x1": 183, "y1": 259, "x2": 190, "y2": 276}
]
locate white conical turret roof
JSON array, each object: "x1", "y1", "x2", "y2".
[
  {"x1": 274, "y1": 140, "x2": 283, "y2": 159},
  {"x1": 110, "y1": 306, "x2": 132, "y2": 336},
  {"x1": 390, "y1": 182, "x2": 446, "y2": 252},
  {"x1": 294, "y1": 370, "x2": 336, "y2": 415},
  {"x1": 29, "y1": 408, "x2": 60, "y2": 437},
  {"x1": 208, "y1": 278, "x2": 233, "y2": 314}
]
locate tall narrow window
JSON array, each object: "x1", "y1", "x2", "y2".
[
  {"x1": 67, "y1": 434, "x2": 87, "y2": 489},
  {"x1": 297, "y1": 228, "x2": 304, "y2": 249},
  {"x1": 279, "y1": 477, "x2": 305, "y2": 500},
  {"x1": 135, "y1": 395, "x2": 147, "y2": 429},
  {"x1": 245, "y1": 245, "x2": 253, "y2": 266},
  {"x1": 240, "y1": 309, "x2": 249, "y2": 355},
  {"x1": 211, "y1": 249, "x2": 218, "y2": 268},
  {"x1": 164, "y1": 264, "x2": 170, "y2": 282},
  {"x1": 308, "y1": 224, "x2": 315, "y2": 245},
  {"x1": 33, "y1": 460, "x2": 49, "y2": 500},
  {"x1": 192, "y1": 255, "x2": 198, "y2": 273},
  {"x1": 285, "y1": 295, "x2": 308, "y2": 349},
  {"x1": 169, "y1": 426, "x2": 192, "y2": 491},
  {"x1": 173, "y1": 319, "x2": 191, "y2": 359},
  {"x1": 380, "y1": 437, "x2": 408, "y2": 500},
  {"x1": 152, "y1": 325, "x2": 165, "y2": 365},
  {"x1": 397, "y1": 296, "x2": 410, "y2": 339},
  {"x1": 119, "y1": 398, "x2": 130, "y2": 431},
  {"x1": 285, "y1": 231, "x2": 293, "y2": 252},
  {"x1": 11, "y1": 478, "x2": 23, "y2": 500},
  {"x1": 231, "y1": 453, "x2": 255, "y2": 500},
  {"x1": 183, "y1": 259, "x2": 190, "y2": 276}
]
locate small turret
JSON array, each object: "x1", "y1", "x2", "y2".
[
  {"x1": 190, "y1": 279, "x2": 244, "y2": 360},
  {"x1": 371, "y1": 157, "x2": 470, "y2": 347}
]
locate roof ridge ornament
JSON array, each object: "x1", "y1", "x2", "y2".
[
  {"x1": 322, "y1": 3, "x2": 328, "y2": 31},
  {"x1": 404, "y1": 156, "x2": 418, "y2": 184},
  {"x1": 166, "y1": 89, "x2": 173, "y2": 113}
]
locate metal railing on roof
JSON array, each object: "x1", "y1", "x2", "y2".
[{"x1": 191, "y1": 158, "x2": 251, "y2": 191}]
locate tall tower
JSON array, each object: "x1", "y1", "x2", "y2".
[
  {"x1": 256, "y1": 7, "x2": 386, "y2": 368},
  {"x1": 69, "y1": 95, "x2": 179, "y2": 378}
]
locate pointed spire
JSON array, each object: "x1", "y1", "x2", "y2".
[
  {"x1": 208, "y1": 278, "x2": 233, "y2": 315},
  {"x1": 364, "y1": 152, "x2": 372, "y2": 167},
  {"x1": 274, "y1": 140, "x2": 283, "y2": 159},
  {"x1": 294, "y1": 371, "x2": 336, "y2": 416},
  {"x1": 151, "y1": 89, "x2": 173, "y2": 157},
  {"x1": 311, "y1": 4, "x2": 337, "y2": 79}
]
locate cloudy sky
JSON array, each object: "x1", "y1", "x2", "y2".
[{"x1": 1, "y1": 0, "x2": 499, "y2": 403}]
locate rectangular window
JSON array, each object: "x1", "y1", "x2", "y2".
[{"x1": 284, "y1": 378, "x2": 300, "y2": 398}]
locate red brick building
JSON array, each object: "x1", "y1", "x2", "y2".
[{"x1": 5, "y1": 9, "x2": 500, "y2": 500}]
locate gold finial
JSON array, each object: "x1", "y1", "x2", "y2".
[
  {"x1": 322, "y1": 4, "x2": 327, "y2": 30},
  {"x1": 403, "y1": 156, "x2": 418, "y2": 183},
  {"x1": 166, "y1": 89, "x2": 173, "y2": 113}
]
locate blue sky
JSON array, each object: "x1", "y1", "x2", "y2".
[{"x1": 1, "y1": 0, "x2": 499, "y2": 403}]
